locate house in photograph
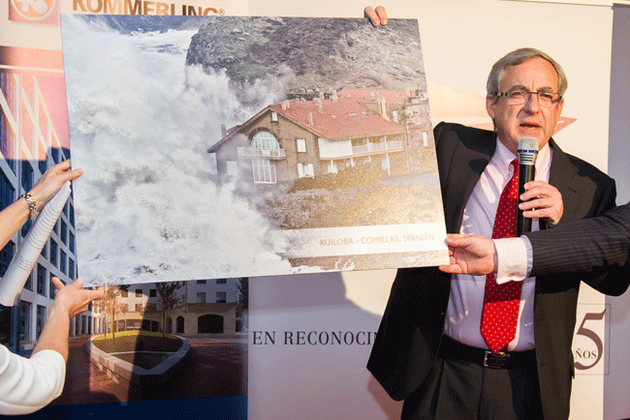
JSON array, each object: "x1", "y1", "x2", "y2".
[
  {"x1": 111, "y1": 278, "x2": 243, "y2": 336},
  {"x1": 208, "y1": 88, "x2": 434, "y2": 185}
]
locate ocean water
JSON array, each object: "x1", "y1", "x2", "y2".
[{"x1": 61, "y1": 15, "x2": 292, "y2": 285}]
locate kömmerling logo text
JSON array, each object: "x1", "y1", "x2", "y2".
[{"x1": 73, "y1": 0, "x2": 225, "y2": 16}]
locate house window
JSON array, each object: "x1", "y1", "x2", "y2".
[
  {"x1": 40, "y1": 241, "x2": 47, "y2": 259},
  {"x1": 197, "y1": 292, "x2": 206, "y2": 303},
  {"x1": 296, "y1": 139, "x2": 306, "y2": 153},
  {"x1": 0, "y1": 172, "x2": 15, "y2": 213},
  {"x1": 297, "y1": 163, "x2": 314, "y2": 178},
  {"x1": 36, "y1": 305, "x2": 46, "y2": 339},
  {"x1": 135, "y1": 289, "x2": 142, "y2": 297},
  {"x1": 21, "y1": 161, "x2": 33, "y2": 192},
  {"x1": 60, "y1": 250, "x2": 67, "y2": 275},
  {"x1": 38, "y1": 158, "x2": 47, "y2": 177},
  {"x1": 69, "y1": 259, "x2": 75, "y2": 279},
  {"x1": 135, "y1": 304, "x2": 143, "y2": 312},
  {"x1": 251, "y1": 131, "x2": 279, "y2": 150},
  {"x1": 37, "y1": 263, "x2": 46, "y2": 296},
  {"x1": 216, "y1": 292, "x2": 227, "y2": 303},
  {"x1": 216, "y1": 279, "x2": 227, "y2": 284},
  {"x1": 327, "y1": 161, "x2": 338, "y2": 174},
  {"x1": 422, "y1": 131, "x2": 429, "y2": 147},
  {"x1": 226, "y1": 161, "x2": 238, "y2": 176},
  {"x1": 252, "y1": 159, "x2": 276, "y2": 184},
  {"x1": 0, "y1": 240, "x2": 15, "y2": 277},
  {"x1": 69, "y1": 232, "x2": 75, "y2": 253},
  {"x1": 392, "y1": 110, "x2": 399, "y2": 123},
  {"x1": 271, "y1": 111, "x2": 278, "y2": 122},
  {"x1": 49, "y1": 273, "x2": 56, "y2": 299},
  {"x1": 197, "y1": 279, "x2": 207, "y2": 284},
  {"x1": 18, "y1": 300, "x2": 31, "y2": 344},
  {"x1": 24, "y1": 270, "x2": 32, "y2": 291},
  {"x1": 150, "y1": 289, "x2": 157, "y2": 297},
  {"x1": 61, "y1": 220, "x2": 68, "y2": 245}
]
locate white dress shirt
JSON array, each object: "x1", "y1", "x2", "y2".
[
  {"x1": 495, "y1": 236, "x2": 532, "y2": 282},
  {"x1": 443, "y1": 138, "x2": 551, "y2": 351},
  {"x1": 0, "y1": 345, "x2": 66, "y2": 415}
]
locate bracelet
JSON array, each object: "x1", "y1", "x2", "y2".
[{"x1": 20, "y1": 193, "x2": 39, "y2": 220}]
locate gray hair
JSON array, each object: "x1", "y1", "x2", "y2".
[{"x1": 486, "y1": 48, "x2": 567, "y2": 101}]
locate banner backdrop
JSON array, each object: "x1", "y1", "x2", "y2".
[{"x1": 2, "y1": 1, "x2": 630, "y2": 420}]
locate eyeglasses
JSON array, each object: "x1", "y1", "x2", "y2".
[{"x1": 497, "y1": 87, "x2": 562, "y2": 108}]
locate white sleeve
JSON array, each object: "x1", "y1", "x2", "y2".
[
  {"x1": 494, "y1": 237, "x2": 532, "y2": 284},
  {"x1": 0, "y1": 345, "x2": 66, "y2": 415}
]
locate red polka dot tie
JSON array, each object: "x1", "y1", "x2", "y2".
[{"x1": 480, "y1": 159, "x2": 522, "y2": 354}]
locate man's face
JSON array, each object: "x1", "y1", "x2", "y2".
[{"x1": 486, "y1": 56, "x2": 564, "y2": 154}]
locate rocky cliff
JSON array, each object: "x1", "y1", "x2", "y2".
[{"x1": 185, "y1": 16, "x2": 425, "y2": 97}]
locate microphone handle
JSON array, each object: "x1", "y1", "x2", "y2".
[{"x1": 517, "y1": 164, "x2": 536, "y2": 236}]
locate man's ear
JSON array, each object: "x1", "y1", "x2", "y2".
[{"x1": 486, "y1": 94, "x2": 496, "y2": 119}]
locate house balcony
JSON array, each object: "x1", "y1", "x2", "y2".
[
  {"x1": 351, "y1": 140, "x2": 404, "y2": 157},
  {"x1": 238, "y1": 147, "x2": 287, "y2": 160}
]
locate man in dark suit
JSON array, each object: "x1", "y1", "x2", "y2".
[
  {"x1": 440, "y1": 203, "x2": 630, "y2": 291},
  {"x1": 365, "y1": 44, "x2": 618, "y2": 420}
]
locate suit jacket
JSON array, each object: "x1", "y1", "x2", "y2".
[
  {"x1": 367, "y1": 122, "x2": 617, "y2": 420},
  {"x1": 526, "y1": 202, "x2": 630, "y2": 290}
]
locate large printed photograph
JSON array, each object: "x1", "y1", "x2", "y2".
[{"x1": 60, "y1": 15, "x2": 448, "y2": 286}]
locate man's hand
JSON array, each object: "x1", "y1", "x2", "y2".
[
  {"x1": 519, "y1": 180, "x2": 563, "y2": 226},
  {"x1": 364, "y1": 6, "x2": 388, "y2": 26},
  {"x1": 439, "y1": 234, "x2": 497, "y2": 276}
]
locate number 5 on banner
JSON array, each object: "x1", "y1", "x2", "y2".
[{"x1": 574, "y1": 308, "x2": 607, "y2": 371}]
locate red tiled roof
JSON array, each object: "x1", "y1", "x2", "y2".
[
  {"x1": 269, "y1": 96, "x2": 404, "y2": 141},
  {"x1": 337, "y1": 88, "x2": 410, "y2": 104}
]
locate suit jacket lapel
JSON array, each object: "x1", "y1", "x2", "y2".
[
  {"x1": 547, "y1": 138, "x2": 580, "y2": 226},
  {"x1": 441, "y1": 129, "x2": 496, "y2": 233}
]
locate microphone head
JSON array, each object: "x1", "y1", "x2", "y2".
[{"x1": 518, "y1": 137, "x2": 538, "y2": 165}]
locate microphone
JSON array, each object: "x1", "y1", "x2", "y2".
[{"x1": 517, "y1": 137, "x2": 538, "y2": 236}]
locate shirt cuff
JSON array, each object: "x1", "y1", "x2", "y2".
[{"x1": 494, "y1": 237, "x2": 530, "y2": 284}]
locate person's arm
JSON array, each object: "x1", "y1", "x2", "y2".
[
  {"x1": 441, "y1": 204, "x2": 630, "y2": 296},
  {"x1": 0, "y1": 344, "x2": 65, "y2": 415},
  {"x1": 32, "y1": 278, "x2": 104, "y2": 361},
  {"x1": 525, "y1": 203, "x2": 630, "y2": 295},
  {"x1": 0, "y1": 279, "x2": 103, "y2": 415},
  {"x1": 0, "y1": 160, "x2": 82, "y2": 250}
]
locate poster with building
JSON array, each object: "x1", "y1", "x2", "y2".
[
  {"x1": 48, "y1": 277, "x2": 248, "y2": 411},
  {"x1": 1, "y1": 1, "x2": 248, "y2": 418},
  {"x1": 61, "y1": 14, "x2": 448, "y2": 287}
]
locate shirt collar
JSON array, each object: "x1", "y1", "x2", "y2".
[{"x1": 494, "y1": 137, "x2": 552, "y2": 180}]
